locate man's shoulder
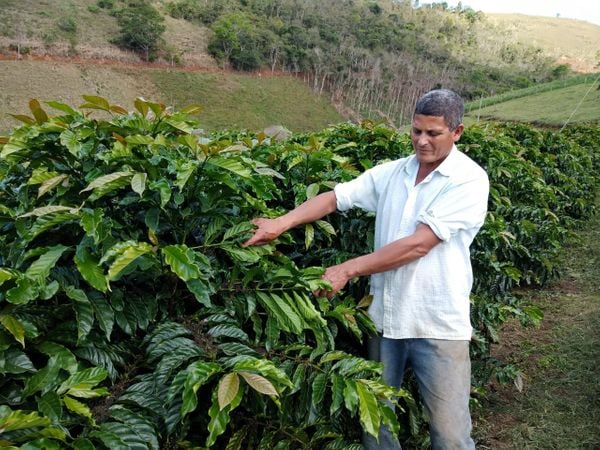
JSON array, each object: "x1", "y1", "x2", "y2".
[{"x1": 450, "y1": 149, "x2": 488, "y2": 180}]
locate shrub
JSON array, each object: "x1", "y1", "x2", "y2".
[{"x1": 0, "y1": 99, "x2": 597, "y2": 447}]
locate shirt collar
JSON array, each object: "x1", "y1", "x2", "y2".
[
  {"x1": 403, "y1": 145, "x2": 459, "y2": 177},
  {"x1": 436, "y1": 145, "x2": 460, "y2": 177}
]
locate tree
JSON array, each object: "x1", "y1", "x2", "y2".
[
  {"x1": 208, "y1": 12, "x2": 265, "y2": 70},
  {"x1": 112, "y1": 2, "x2": 166, "y2": 61}
]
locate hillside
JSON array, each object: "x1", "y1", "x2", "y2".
[
  {"x1": 465, "y1": 81, "x2": 600, "y2": 126},
  {"x1": 1, "y1": 1, "x2": 598, "y2": 131},
  {"x1": 0, "y1": 60, "x2": 343, "y2": 134},
  {"x1": 485, "y1": 14, "x2": 600, "y2": 73}
]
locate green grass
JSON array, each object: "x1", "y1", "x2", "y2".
[
  {"x1": 464, "y1": 73, "x2": 599, "y2": 112},
  {"x1": 146, "y1": 69, "x2": 343, "y2": 132},
  {"x1": 474, "y1": 201, "x2": 600, "y2": 449},
  {"x1": 0, "y1": 61, "x2": 342, "y2": 135},
  {"x1": 466, "y1": 81, "x2": 600, "y2": 126}
]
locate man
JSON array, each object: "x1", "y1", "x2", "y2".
[{"x1": 244, "y1": 89, "x2": 489, "y2": 449}]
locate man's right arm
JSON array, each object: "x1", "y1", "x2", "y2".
[{"x1": 243, "y1": 191, "x2": 337, "y2": 247}]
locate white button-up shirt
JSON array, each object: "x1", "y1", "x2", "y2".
[{"x1": 334, "y1": 146, "x2": 489, "y2": 340}]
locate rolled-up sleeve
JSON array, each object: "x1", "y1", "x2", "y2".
[{"x1": 417, "y1": 173, "x2": 489, "y2": 242}]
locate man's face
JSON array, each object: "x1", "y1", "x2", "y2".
[{"x1": 411, "y1": 114, "x2": 464, "y2": 167}]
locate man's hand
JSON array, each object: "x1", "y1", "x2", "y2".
[
  {"x1": 313, "y1": 263, "x2": 353, "y2": 298},
  {"x1": 243, "y1": 218, "x2": 285, "y2": 247}
]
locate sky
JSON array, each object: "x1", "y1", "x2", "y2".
[{"x1": 439, "y1": 0, "x2": 600, "y2": 25}]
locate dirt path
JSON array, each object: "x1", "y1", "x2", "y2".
[
  {"x1": 474, "y1": 207, "x2": 600, "y2": 448},
  {"x1": 0, "y1": 50, "x2": 291, "y2": 77}
]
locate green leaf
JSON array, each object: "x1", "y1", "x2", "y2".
[
  {"x1": 60, "y1": 129, "x2": 82, "y2": 157},
  {"x1": 25, "y1": 245, "x2": 69, "y2": 284},
  {"x1": 134, "y1": 98, "x2": 150, "y2": 117},
  {"x1": 0, "y1": 314, "x2": 25, "y2": 347},
  {"x1": 305, "y1": 223, "x2": 314, "y2": 249},
  {"x1": 19, "y1": 205, "x2": 78, "y2": 218},
  {"x1": 90, "y1": 296, "x2": 114, "y2": 340},
  {"x1": 231, "y1": 358, "x2": 293, "y2": 389},
  {"x1": 343, "y1": 379, "x2": 359, "y2": 413},
  {"x1": 186, "y1": 278, "x2": 212, "y2": 307},
  {"x1": 80, "y1": 95, "x2": 110, "y2": 111},
  {"x1": 206, "y1": 156, "x2": 252, "y2": 178},
  {"x1": 0, "y1": 408, "x2": 52, "y2": 432},
  {"x1": 226, "y1": 427, "x2": 248, "y2": 450},
  {"x1": 181, "y1": 104, "x2": 203, "y2": 115},
  {"x1": 174, "y1": 160, "x2": 198, "y2": 190},
  {"x1": 311, "y1": 372, "x2": 327, "y2": 408},
  {"x1": 162, "y1": 245, "x2": 201, "y2": 281},
  {"x1": 150, "y1": 179, "x2": 171, "y2": 208},
  {"x1": 107, "y1": 242, "x2": 153, "y2": 281},
  {"x1": 23, "y1": 212, "x2": 80, "y2": 242},
  {"x1": 129, "y1": 173, "x2": 146, "y2": 197},
  {"x1": 330, "y1": 374, "x2": 345, "y2": 415},
  {"x1": 208, "y1": 324, "x2": 249, "y2": 342},
  {"x1": 46, "y1": 100, "x2": 78, "y2": 115},
  {"x1": 38, "y1": 174, "x2": 69, "y2": 199},
  {"x1": 38, "y1": 341, "x2": 78, "y2": 374},
  {"x1": 63, "y1": 395, "x2": 94, "y2": 423},
  {"x1": 222, "y1": 221, "x2": 253, "y2": 242},
  {"x1": 164, "y1": 118, "x2": 193, "y2": 133},
  {"x1": 256, "y1": 292, "x2": 303, "y2": 334},
  {"x1": 75, "y1": 244, "x2": 108, "y2": 292},
  {"x1": 0, "y1": 268, "x2": 17, "y2": 286},
  {"x1": 218, "y1": 372, "x2": 240, "y2": 410},
  {"x1": 221, "y1": 245, "x2": 261, "y2": 264},
  {"x1": 356, "y1": 381, "x2": 381, "y2": 438},
  {"x1": 108, "y1": 405, "x2": 160, "y2": 450},
  {"x1": 0, "y1": 348, "x2": 35, "y2": 374},
  {"x1": 38, "y1": 391, "x2": 63, "y2": 423},
  {"x1": 80, "y1": 171, "x2": 133, "y2": 201},
  {"x1": 125, "y1": 134, "x2": 154, "y2": 145},
  {"x1": 306, "y1": 183, "x2": 319, "y2": 199},
  {"x1": 6, "y1": 278, "x2": 38, "y2": 305},
  {"x1": 65, "y1": 286, "x2": 94, "y2": 342},
  {"x1": 72, "y1": 438, "x2": 96, "y2": 450},
  {"x1": 23, "y1": 358, "x2": 62, "y2": 397},
  {"x1": 181, "y1": 361, "x2": 221, "y2": 416},
  {"x1": 58, "y1": 367, "x2": 108, "y2": 398},
  {"x1": 316, "y1": 219, "x2": 336, "y2": 236},
  {"x1": 206, "y1": 385, "x2": 244, "y2": 448}
]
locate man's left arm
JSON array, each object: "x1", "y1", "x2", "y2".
[{"x1": 315, "y1": 223, "x2": 440, "y2": 297}]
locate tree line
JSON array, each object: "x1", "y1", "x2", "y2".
[{"x1": 107, "y1": 0, "x2": 566, "y2": 125}]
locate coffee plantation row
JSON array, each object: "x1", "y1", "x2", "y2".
[{"x1": 0, "y1": 97, "x2": 597, "y2": 449}]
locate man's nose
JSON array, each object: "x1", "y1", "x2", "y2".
[{"x1": 417, "y1": 134, "x2": 429, "y2": 146}]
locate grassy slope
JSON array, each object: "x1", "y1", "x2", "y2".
[
  {"x1": 147, "y1": 70, "x2": 342, "y2": 132},
  {"x1": 474, "y1": 202, "x2": 600, "y2": 448},
  {"x1": 0, "y1": 61, "x2": 342, "y2": 134},
  {"x1": 466, "y1": 81, "x2": 600, "y2": 126},
  {"x1": 486, "y1": 14, "x2": 600, "y2": 73}
]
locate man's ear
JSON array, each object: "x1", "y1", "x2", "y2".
[{"x1": 452, "y1": 123, "x2": 465, "y2": 142}]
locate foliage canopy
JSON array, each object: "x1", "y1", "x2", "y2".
[{"x1": 0, "y1": 97, "x2": 598, "y2": 448}]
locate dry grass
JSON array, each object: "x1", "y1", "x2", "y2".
[{"x1": 485, "y1": 14, "x2": 600, "y2": 72}]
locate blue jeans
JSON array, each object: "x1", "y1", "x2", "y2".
[{"x1": 363, "y1": 337, "x2": 475, "y2": 450}]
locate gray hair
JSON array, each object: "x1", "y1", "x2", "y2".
[{"x1": 414, "y1": 89, "x2": 464, "y2": 130}]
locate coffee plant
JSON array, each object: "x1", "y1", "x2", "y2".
[{"x1": 0, "y1": 97, "x2": 597, "y2": 449}]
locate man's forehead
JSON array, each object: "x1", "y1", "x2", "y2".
[{"x1": 411, "y1": 114, "x2": 449, "y2": 129}]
